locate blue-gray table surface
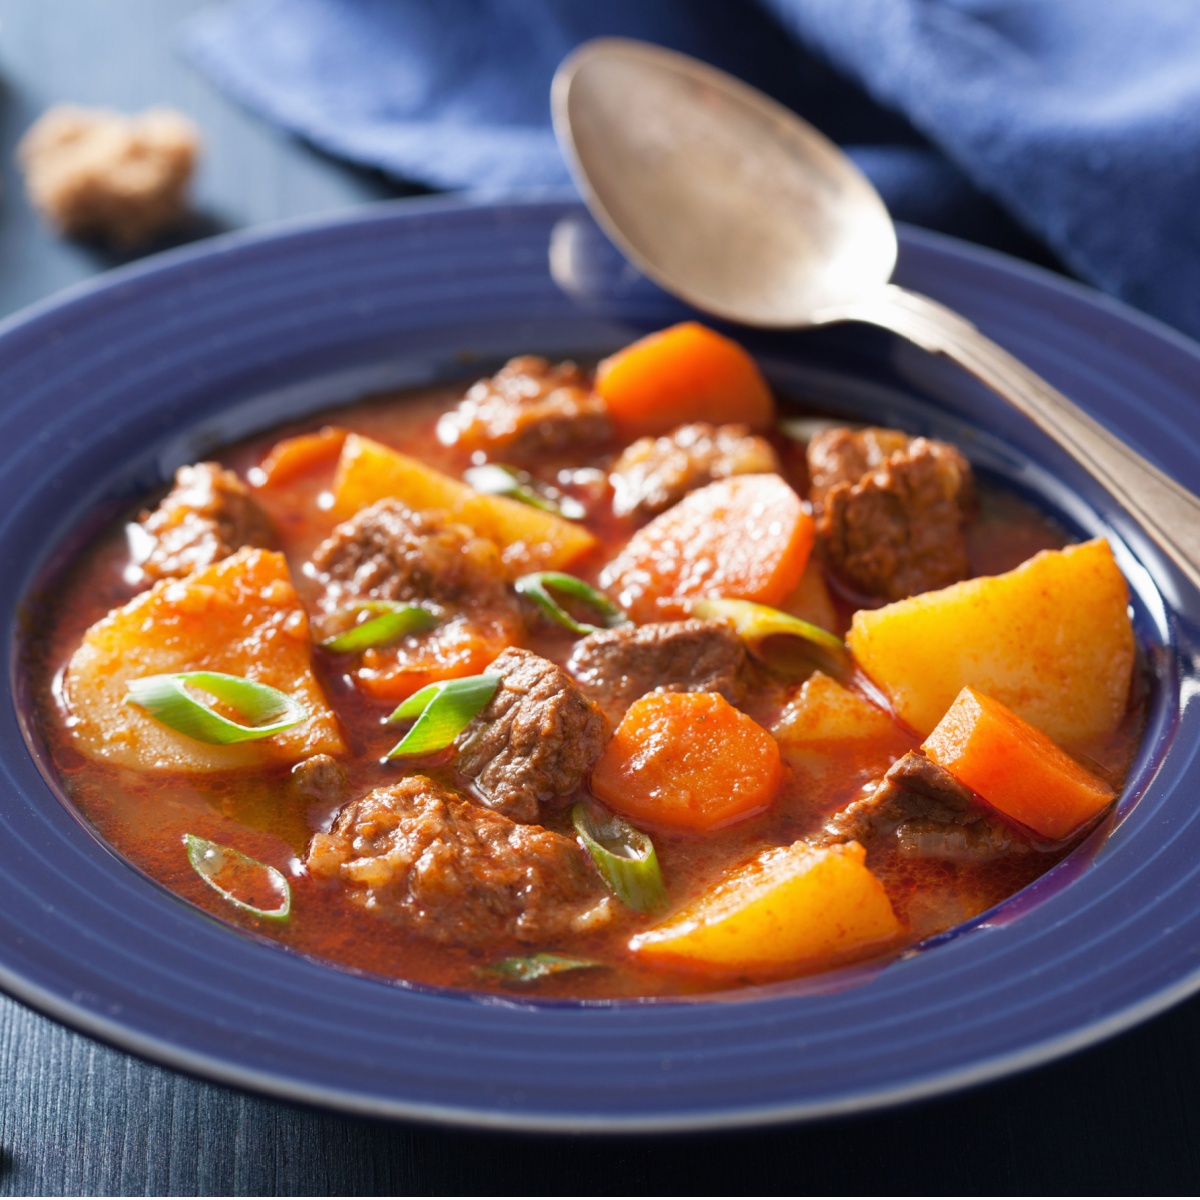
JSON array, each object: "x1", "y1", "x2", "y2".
[{"x1": 1, "y1": 2, "x2": 1199, "y2": 1194}]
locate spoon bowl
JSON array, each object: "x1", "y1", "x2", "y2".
[{"x1": 553, "y1": 39, "x2": 896, "y2": 325}]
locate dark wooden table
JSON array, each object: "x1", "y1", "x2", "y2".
[{"x1": 2, "y1": 2, "x2": 1200, "y2": 1193}]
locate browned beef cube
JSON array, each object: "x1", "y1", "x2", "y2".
[
  {"x1": 807, "y1": 427, "x2": 974, "y2": 602},
  {"x1": 456, "y1": 648, "x2": 609, "y2": 823},
  {"x1": 609, "y1": 423, "x2": 780, "y2": 519},
  {"x1": 308, "y1": 498, "x2": 510, "y2": 613},
  {"x1": 135, "y1": 462, "x2": 274, "y2": 582},
  {"x1": 823, "y1": 751, "x2": 1024, "y2": 861},
  {"x1": 290, "y1": 754, "x2": 347, "y2": 805},
  {"x1": 567, "y1": 619, "x2": 749, "y2": 722},
  {"x1": 305, "y1": 776, "x2": 605, "y2": 945},
  {"x1": 436, "y1": 356, "x2": 611, "y2": 459},
  {"x1": 807, "y1": 427, "x2": 912, "y2": 507}
]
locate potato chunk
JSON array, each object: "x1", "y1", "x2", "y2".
[
  {"x1": 773, "y1": 672, "x2": 910, "y2": 793},
  {"x1": 629, "y1": 840, "x2": 900, "y2": 973},
  {"x1": 774, "y1": 672, "x2": 899, "y2": 744},
  {"x1": 846, "y1": 539, "x2": 1134, "y2": 749},
  {"x1": 330, "y1": 433, "x2": 596, "y2": 576},
  {"x1": 64, "y1": 548, "x2": 345, "y2": 772}
]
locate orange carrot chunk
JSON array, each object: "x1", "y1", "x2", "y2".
[
  {"x1": 590, "y1": 691, "x2": 782, "y2": 833},
  {"x1": 256, "y1": 426, "x2": 348, "y2": 487},
  {"x1": 599, "y1": 474, "x2": 813, "y2": 623},
  {"x1": 596, "y1": 322, "x2": 775, "y2": 439},
  {"x1": 922, "y1": 686, "x2": 1115, "y2": 841}
]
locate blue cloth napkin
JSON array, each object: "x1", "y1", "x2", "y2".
[{"x1": 181, "y1": 0, "x2": 1200, "y2": 340}]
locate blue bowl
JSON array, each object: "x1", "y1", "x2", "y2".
[{"x1": 2, "y1": 197, "x2": 1199, "y2": 1132}]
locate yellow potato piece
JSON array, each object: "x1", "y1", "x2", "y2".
[
  {"x1": 772, "y1": 672, "x2": 908, "y2": 791},
  {"x1": 773, "y1": 671, "x2": 898, "y2": 744},
  {"x1": 64, "y1": 548, "x2": 345, "y2": 772},
  {"x1": 629, "y1": 840, "x2": 900, "y2": 973},
  {"x1": 846, "y1": 539, "x2": 1134, "y2": 749},
  {"x1": 330, "y1": 433, "x2": 597, "y2": 576}
]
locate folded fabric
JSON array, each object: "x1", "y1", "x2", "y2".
[{"x1": 182, "y1": 0, "x2": 1200, "y2": 339}]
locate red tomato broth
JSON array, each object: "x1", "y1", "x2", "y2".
[{"x1": 22, "y1": 375, "x2": 1146, "y2": 999}]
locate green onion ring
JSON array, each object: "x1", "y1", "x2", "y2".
[
  {"x1": 573, "y1": 800, "x2": 667, "y2": 914},
  {"x1": 478, "y1": 953, "x2": 603, "y2": 984},
  {"x1": 691, "y1": 597, "x2": 846, "y2": 656},
  {"x1": 185, "y1": 833, "x2": 291, "y2": 920},
  {"x1": 383, "y1": 673, "x2": 501, "y2": 759},
  {"x1": 464, "y1": 463, "x2": 586, "y2": 520},
  {"x1": 514, "y1": 572, "x2": 631, "y2": 636},
  {"x1": 319, "y1": 602, "x2": 436, "y2": 653},
  {"x1": 125, "y1": 671, "x2": 308, "y2": 745}
]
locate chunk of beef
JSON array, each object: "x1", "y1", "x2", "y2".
[
  {"x1": 135, "y1": 462, "x2": 274, "y2": 582},
  {"x1": 806, "y1": 427, "x2": 974, "y2": 601},
  {"x1": 610, "y1": 423, "x2": 780, "y2": 519},
  {"x1": 456, "y1": 648, "x2": 609, "y2": 822},
  {"x1": 437, "y1": 356, "x2": 611, "y2": 459},
  {"x1": 567, "y1": 619, "x2": 749, "y2": 722},
  {"x1": 823, "y1": 751, "x2": 1024, "y2": 861},
  {"x1": 290, "y1": 754, "x2": 347, "y2": 805},
  {"x1": 308, "y1": 498, "x2": 510, "y2": 614},
  {"x1": 305, "y1": 776, "x2": 605, "y2": 945},
  {"x1": 807, "y1": 427, "x2": 911, "y2": 507}
]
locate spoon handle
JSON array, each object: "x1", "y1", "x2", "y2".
[{"x1": 815, "y1": 283, "x2": 1200, "y2": 593}]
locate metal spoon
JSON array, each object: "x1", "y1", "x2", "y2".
[{"x1": 552, "y1": 38, "x2": 1200, "y2": 592}]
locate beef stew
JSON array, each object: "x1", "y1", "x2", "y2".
[{"x1": 25, "y1": 321, "x2": 1143, "y2": 998}]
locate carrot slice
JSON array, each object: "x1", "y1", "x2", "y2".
[
  {"x1": 256, "y1": 426, "x2": 348, "y2": 487},
  {"x1": 590, "y1": 691, "x2": 782, "y2": 833},
  {"x1": 629, "y1": 840, "x2": 900, "y2": 974},
  {"x1": 599, "y1": 474, "x2": 812, "y2": 622},
  {"x1": 922, "y1": 686, "x2": 1115, "y2": 841},
  {"x1": 596, "y1": 322, "x2": 775, "y2": 439},
  {"x1": 351, "y1": 617, "x2": 517, "y2": 702}
]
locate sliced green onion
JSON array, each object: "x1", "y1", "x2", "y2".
[
  {"x1": 125, "y1": 671, "x2": 307, "y2": 745},
  {"x1": 691, "y1": 597, "x2": 846, "y2": 655},
  {"x1": 319, "y1": 601, "x2": 436, "y2": 653},
  {"x1": 464, "y1": 463, "x2": 586, "y2": 520},
  {"x1": 184, "y1": 833, "x2": 291, "y2": 920},
  {"x1": 478, "y1": 953, "x2": 603, "y2": 984},
  {"x1": 383, "y1": 673, "x2": 500, "y2": 759},
  {"x1": 515, "y1": 572, "x2": 631, "y2": 636},
  {"x1": 573, "y1": 800, "x2": 667, "y2": 915}
]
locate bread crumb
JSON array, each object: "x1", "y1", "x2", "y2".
[{"x1": 18, "y1": 105, "x2": 200, "y2": 247}]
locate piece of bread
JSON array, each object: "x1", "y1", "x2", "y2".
[{"x1": 18, "y1": 104, "x2": 200, "y2": 247}]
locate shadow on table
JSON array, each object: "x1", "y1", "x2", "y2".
[{"x1": 72, "y1": 208, "x2": 237, "y2": 270}]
